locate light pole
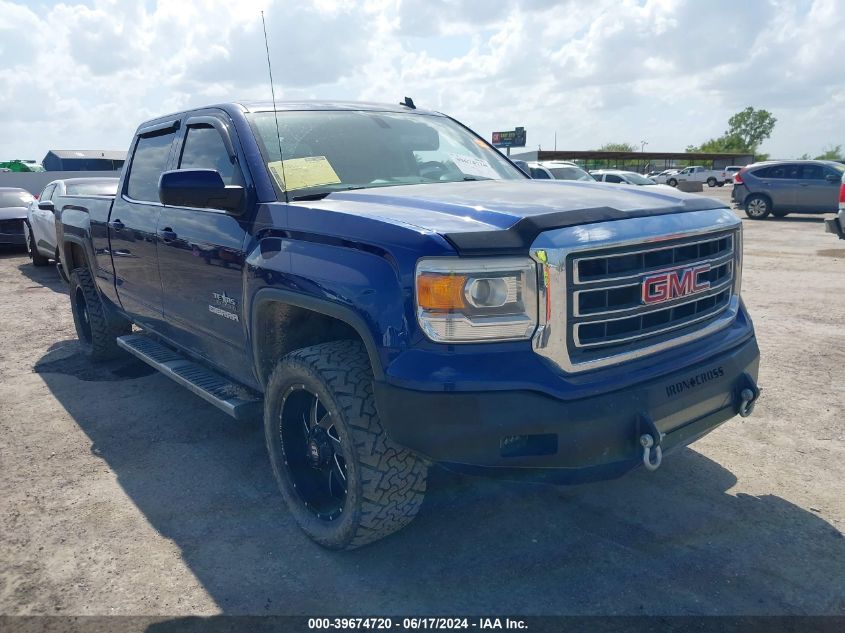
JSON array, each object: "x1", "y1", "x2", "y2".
[{"x1": 640, "y1": 140, "x2": 648, "y2": 152}]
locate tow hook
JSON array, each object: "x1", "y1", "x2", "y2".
[
  {"x1": 738, "y1": 371, "x2": 761, "y2": 418},
  {"x1": 739, "y1": 389, "x2": 756, "y2": 417},
  {"x1": 640, "y1": 434, "x2": 662, "y2": 471},
  {"x1": 638, "y1": 413, "x2": 664, "y2": 472}
]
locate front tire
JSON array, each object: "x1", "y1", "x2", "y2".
[
  {"x1": 69, "y1": 267, "x2": 131, "y2": 361},
  {"x1": 744, "y1": 194, "x2": 771, "y2": 219},
  {"x1": 668, "y1": 178, "x2": 678, "y2": 187},
  {"x1": 264, "y1": 340, "x2": 428, "y2": 550},
  {"x1": 24, "y1": 222, "x2": 50, "y2": 266}
]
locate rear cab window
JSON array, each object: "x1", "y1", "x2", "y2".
[{"x1": 126, "y1": 131, "x2": 176, "y2": 202}]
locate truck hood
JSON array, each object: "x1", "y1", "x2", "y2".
[{"x1": 298, "y1": 180, "x2": 726, "y2": 253}]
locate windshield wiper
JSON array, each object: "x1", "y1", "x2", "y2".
[{"x1": 291, "y1": 185, "x2": 368, "y2": 201}]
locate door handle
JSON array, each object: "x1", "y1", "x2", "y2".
[
  {"x1": 108, "y1": 219, "x2": 125, "y2": 230},
  {"x1": 158, "y1": 227, "x2": 178, "y2": 242}
]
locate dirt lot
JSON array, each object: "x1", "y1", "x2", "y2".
[{"x1": 1, "y1": 187, "x2": 843, "y2": 616}]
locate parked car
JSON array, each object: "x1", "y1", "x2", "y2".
[
  {"x1": 645, "y1": 170, "x2": 664, "y2": 179},
  {"x1": 57, "y1": 100, "x2": 760, "y2": 550},
  {"x1": 526, "y1": 161, "x2": 594, "y2": 181},
  {"x1": 590, "y1": 170, "x2": 659, "y2": 186},
  {"x1": 732, "y1": 160, "x2": 845, "y2": 219},
  {"x1": 666, "y1": 166, "x2": 727, "y2": 188},
  {"x1": 653, "y1": 169, "x2": 681, "y2": 185},
  {"x1": 721, "y1": 166, "x2": 743, "y2": 184},
  {"x1": 25, "y1": 178, "x2": 119, "y2": 266},
  {"x1": 0, "y1": 187, "x2": 34, "y2": 247},
  {"x1": 823, "y1": 170, "x2": 845, "y2": 238}
]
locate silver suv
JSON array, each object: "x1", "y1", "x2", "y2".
[{"x1": 732, "y1": 160, "x2": 845, "y2": 219}]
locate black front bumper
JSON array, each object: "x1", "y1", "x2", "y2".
[{"x1": 375, "y1": 336, "x2": 760, "y2": 484}]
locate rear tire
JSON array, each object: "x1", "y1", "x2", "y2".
[
  {"x1": 744, "y1": 194, "x2": 771, "y2": 220},
  {"x1": 25, "y1": 222, "x2": 50, "y2": 267},
  {"x1": 264, "y1": 340, "x2": 428, "y2": 550},
  {"x1": 707, "y1": 177, "x2": 717, "y2": 187},
  {"x1": 668, "y1": 178, "x2": 678, "y2": 187},
  {"x1": 69, "y1": 267, "x2": 131, "y2": 361}
]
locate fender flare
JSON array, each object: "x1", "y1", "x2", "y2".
[{"x1": 249, "y1": 288, "x2": 385, "y2": 382}]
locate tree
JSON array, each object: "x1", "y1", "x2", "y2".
[
  {"x1": 814, "y1": 144, "x2": 842, "y2": 160},
  {"x1": 686, "y1": 107, "x2": 776, "y2": 161},
  {"x1": 597, "y1": 142, "x2": 638, "y2": 152},
  {"x1": 726, "y1": 107, "x2": 777, "y2": 153},
  {"x1": 686, "y1": 134, "x2": 747, "y2": 154}
]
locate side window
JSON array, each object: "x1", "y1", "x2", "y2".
[
  {"x1": 530, "y1": 168, "x2": 550, "y2": 179},
  {"x1": 126, "y1": 132, "x2": 175, "y2": 202},
  {"x1": 799, "y1": 164, "x2": 824, "y2": 180},
  {"x1": 179, "y1": 125, "x2": 237, "y2": 185},
  {"x1": 40, "y1": 184, "x2": 56, "y2": 201},
  {"x1": 605, "y1": 174, "x2": 624, "y2": 183},
  {"x1": 765, "y1": 164, "x2": 798, "y2": 179},
  {"x1": 824, "y1": 167, "x2": 843, "y2": 180}
]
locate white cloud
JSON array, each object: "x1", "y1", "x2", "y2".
[{"x1": 0, "y1": 0, "x2": 842, "y2": 161}]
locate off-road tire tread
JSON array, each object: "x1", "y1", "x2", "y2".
[
  {"x1": 268, "y1": 340, "x2": 427, "y2": 549},
  {"x1": 70, "y1": 267, "x2": 131, "y2": 361}
]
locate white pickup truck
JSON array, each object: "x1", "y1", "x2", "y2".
[{"x1": 664, "y1": 166, "x2": 727, "y2": 188}]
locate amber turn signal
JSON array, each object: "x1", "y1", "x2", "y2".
[{"x1": 417, "y1": 273, "x2": 467, "y2": 311}]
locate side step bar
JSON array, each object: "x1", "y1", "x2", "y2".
[{"x1": 116, "y1": 334, "x2": 262, "y2": 421}]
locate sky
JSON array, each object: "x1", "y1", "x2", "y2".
[{"x1": 1, "y1": 0, "x2": 842, "y2": 162}]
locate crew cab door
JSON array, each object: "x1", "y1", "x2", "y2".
[
  {"x1": 156, "y1": 114, "x2": 251, "y2": 379},
  {"x1": 109, "y1": 122, "x2": 178, "y2": 327}
]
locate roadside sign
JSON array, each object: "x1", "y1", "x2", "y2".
[{"x1": 492, "y1": 127, "x2": 526, "y2": 148}]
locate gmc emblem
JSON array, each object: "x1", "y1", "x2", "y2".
[{"x1": 642, "y1": 264, "x2": 711, "y2": 305}]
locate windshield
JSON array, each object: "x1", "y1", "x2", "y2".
[
  {"x1": 248, "y1": 110, "x2": 524, "y2": 198},
  {"x1": 66, "y1": 180, "x2": 119, "y2": 195},
  {"x1": 0, "y1": 190, "x2": 34, "y2": 208},
  {"x1": 547, "y1": 166, "x2": 594, "y2": 181},
  {"x1": 623, "y1": 172, "x2": 656, "y2": 185}
]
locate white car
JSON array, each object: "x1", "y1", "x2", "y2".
[
  {"x1": 721, "y1": 166, "x2": 743, "y2": 184},
  {"x1": 667, "y1": 165, "x2": 727, "y2": 187},
  {"x1": 25, "y1": 177, "x2": 118, "y2": 266},
  {"x1": 526, "y1": 161, "x2": 594, "y2": 181},
  {"x1": 590, "y1": 170, "x2": 660, "y2": 186},
  {"x1": 653, "y1": 169, "x2": 681, "y2": 184}
]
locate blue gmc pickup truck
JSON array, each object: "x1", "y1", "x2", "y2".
[{"x1": 57, "y1": 100, "x2": 761, "y2": 549}]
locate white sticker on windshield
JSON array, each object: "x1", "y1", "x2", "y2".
[{"x1": 449, "y1": 154, "x2": 499, "y2": 180}]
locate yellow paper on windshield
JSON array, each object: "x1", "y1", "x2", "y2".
[{"x1": 267, "y1": 156, "x2": 341, "y2": 191}]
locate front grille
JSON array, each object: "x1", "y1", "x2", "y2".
[
  {"x1": 0, "y1": 219, "x2": 24, "y2": 234},
  {"x1": 567, "y1": 231, "x2": 737, "y2": 361}
]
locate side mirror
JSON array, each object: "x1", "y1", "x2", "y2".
[
  {"x1": 159, "y1": 169, "x2": 245, "y2": 213},
  {"x1": 38, "y1": 200, "x2": 55, "y2": 212}
]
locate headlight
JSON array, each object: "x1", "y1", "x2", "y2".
[{"x1": 415, "y1": 257, "x2": 538, "y2": 342}]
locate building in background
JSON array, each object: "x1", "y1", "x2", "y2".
[{"x1": 42, "y1": 150, "x2": 126, "y2": 172}]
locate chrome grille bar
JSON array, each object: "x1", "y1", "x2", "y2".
[{"x1": 529, "y1": 208, "x2": 743, "y2": 373}]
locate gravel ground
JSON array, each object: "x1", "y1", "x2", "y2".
[{"x1": 0, "y1": 187, "x2": 843, "y2": 616}]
